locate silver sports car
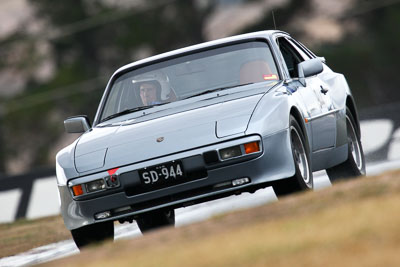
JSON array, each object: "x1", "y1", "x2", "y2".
[{"x1": 56, "y1": 30, "x2": 365, "y2": 248}]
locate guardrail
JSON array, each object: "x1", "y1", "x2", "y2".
[
  {"x1": 1, "y1": 106, "x2": 400, "y2": 223},
  {"x1": 0, "y1": 168, "x2": 57, "y2": 223},
  {"x1": 359, "y1": 102, "x2": 400, "y2": 162}
]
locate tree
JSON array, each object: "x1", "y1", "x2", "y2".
[{"x1": 0, "y1": 0, "x2": 216, "y2": 173}]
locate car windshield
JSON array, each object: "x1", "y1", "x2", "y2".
[{"x1": 99, "y1": 41, "x2": 279, "y2": 122}]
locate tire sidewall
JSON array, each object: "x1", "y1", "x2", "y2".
[
  {"x1": 345, "y1": 108, "x2": 366, "y2": 176},
  {"x1": 290, "y1": 116, "x2": 313, "y2": 190},
  {"x1": 137, "y1": 209, "x2": 175, "y2": 233},
  {"x1": 71, "y1": 221, "x2": 114, "y2": 249}
]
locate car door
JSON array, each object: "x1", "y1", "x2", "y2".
[
  {"x1": 288, "y1": 38, "x2": 335, "y2": 116},
  {"x1": 276, "y1": 37, "x2": 336, "y2": 151},
  {"x1": 302, "y1": 73, "x2": 336, "y2": 151}
]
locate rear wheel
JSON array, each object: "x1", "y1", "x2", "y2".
[
  {"x1": 136, "y1": 209, "x2": 175, "y2": 233},
  {"x1": 273, "y1": 116, "x2": 313, "y2": 197},
  {"x1": 71, "y1": 221, "x2": 114, "y2": 249},
  {"x1": 326, "y1": 108, "x2": 366, "y2": 182}
]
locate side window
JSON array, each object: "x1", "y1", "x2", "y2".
[{"x1": 277, "y1": 37, "x2": 304, "y2": 78}]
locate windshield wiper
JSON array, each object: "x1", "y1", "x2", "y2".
[
  {"x1": 100, "y1": 102, "x2": 169, "y2": 123},
  {"x1": 183, "y1": 83, "x2": 254, "y2": 100}
]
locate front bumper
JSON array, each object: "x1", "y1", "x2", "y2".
[{"x1": 59, "y1": 129, "x2": 294, "y2": 230}]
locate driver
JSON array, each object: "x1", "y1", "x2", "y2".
[{"x1": 139, "y1": 80, "x2": 162, "y2": 106}]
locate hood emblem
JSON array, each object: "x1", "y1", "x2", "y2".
[{"x1": 156, "y1": 137, "x2": 164, "y2": 143}]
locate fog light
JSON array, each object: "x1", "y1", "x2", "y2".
[
  {"x1": 232, "y1": 177, "x2": 250, "y2": 186},
  {"x1": 244, "y1": 141, "x2": 260, "y2": 154},
  {"x1": 219, "y1": 145, "x2": 242, "y2": 160},
  {"x1": 95, "y1": 211, "x2": 111, "y2": 220},
  {"x1": 86, "y1": 179, "x2": 105, "y2": 193}
]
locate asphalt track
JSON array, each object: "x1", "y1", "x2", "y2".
[{"x1": 1, "y1": 159, "x2": 399, "y2": 267}]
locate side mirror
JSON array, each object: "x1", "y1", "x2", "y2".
[
  {"x1": 297, "y1": 58, "x2": 324, "y2": 86},
  {"x1": 64, "y1": 116, "x2": 91, "y2": 133}
]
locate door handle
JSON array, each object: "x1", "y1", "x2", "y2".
[{"x1": 320, "y1": 85, "x2": 328, "y2": 95}]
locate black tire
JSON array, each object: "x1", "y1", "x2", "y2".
[
  {"x1": 71, "y1": 220, "x2": 114, "y2": 249},
  {"x1": 136, "y1": 209, "x2": 175, "y2": 233},
  {"x1": 273, "y1": 115, "x2": 313, "y2": 197},
  {"x1": 326, "y1": 107, "x2": 366, "y2": 182}
]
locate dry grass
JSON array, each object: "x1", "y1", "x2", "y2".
[
  {"x1": 0, "y1": 215, "x2": 70, "y2": 258},
  {"x1": 39, "y1": 170, "x2": 400, "y2": 267}
]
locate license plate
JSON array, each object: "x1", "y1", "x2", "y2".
[{"x1": 139, "y1": 160, "x2": 185, "y2": 187}]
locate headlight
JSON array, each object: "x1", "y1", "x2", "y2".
[
  {"x1": 218, "y1": 141, "x2": 261, "y2": 161},
  {"x1": 219, "y1": 146, "x2": 242, "y2": 160},
  {"x1": 69, "y1": 178, "x2": 107, "y2": 196},
  {"x1": 68, "y1": 168, "x2": 120, "y2": 198},
  {"x1": 86, "y1": 179, "x2": 106, "y2": 193}
]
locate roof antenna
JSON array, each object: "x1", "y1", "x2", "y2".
[{"x1": 272, "y1": 10, "x2": 277, "y2": 30}]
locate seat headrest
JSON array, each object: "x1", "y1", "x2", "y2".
[{"x1": 239, "y1": 60, "x2": 273, "y2": 84}]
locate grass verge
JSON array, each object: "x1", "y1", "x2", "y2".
[
  {"x1": 39, "y1": 169, "x2": 400, "y2": 267},
  {"x1": 0, "y1": 215, "x2": 70, "y2": 258}
]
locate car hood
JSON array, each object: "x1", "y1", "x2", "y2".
[{"x1": 74, "y1": 83, "x2": 277, "y2": 173}]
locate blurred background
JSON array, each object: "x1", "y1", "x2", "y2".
[{"x1": 0, "y1": 0, "x2": 399, "y2": 176}]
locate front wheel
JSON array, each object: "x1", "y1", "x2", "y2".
[
  {"x1": 136, "y1": 209, "x2": 175, "y2": 233},
  {"x1": 71, "y1": 221, "x2": 114, "y2": 249},
  {"x1": 326, "y1": 108, "x2": 366, "y2": 182},
  {"x1": 273, "y1": 116, "x2": 313, "y2": 197}
]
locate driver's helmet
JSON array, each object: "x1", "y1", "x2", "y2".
[
  {"x1": 137, "y1": 80, "x2": 162, "y2": 101},
  {"x1": 131, "y1": 71, "x2": 171, "y2": 101}
]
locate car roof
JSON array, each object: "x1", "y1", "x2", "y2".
[{"x1": 113, "y1": 30, "x2": 288, "y2": 77}]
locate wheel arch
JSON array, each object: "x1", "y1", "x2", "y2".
[
  {"x1": 289, "y1": 106, "x2": 311, "y2": 154},
  {"x1": 346, "y1": 95, "x2": 361, "y2": 139}
]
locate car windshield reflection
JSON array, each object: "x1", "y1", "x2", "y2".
[{"x1": 99, "y1": 41, "x2": 280, "y2": 122}]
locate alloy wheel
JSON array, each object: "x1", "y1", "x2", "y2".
[
  {"x1": 347, "y1": 115, "x2": 363, "y2": 171},
  {"x1": 291, "y1": 126, "x2": 310, "y2": 185}
]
